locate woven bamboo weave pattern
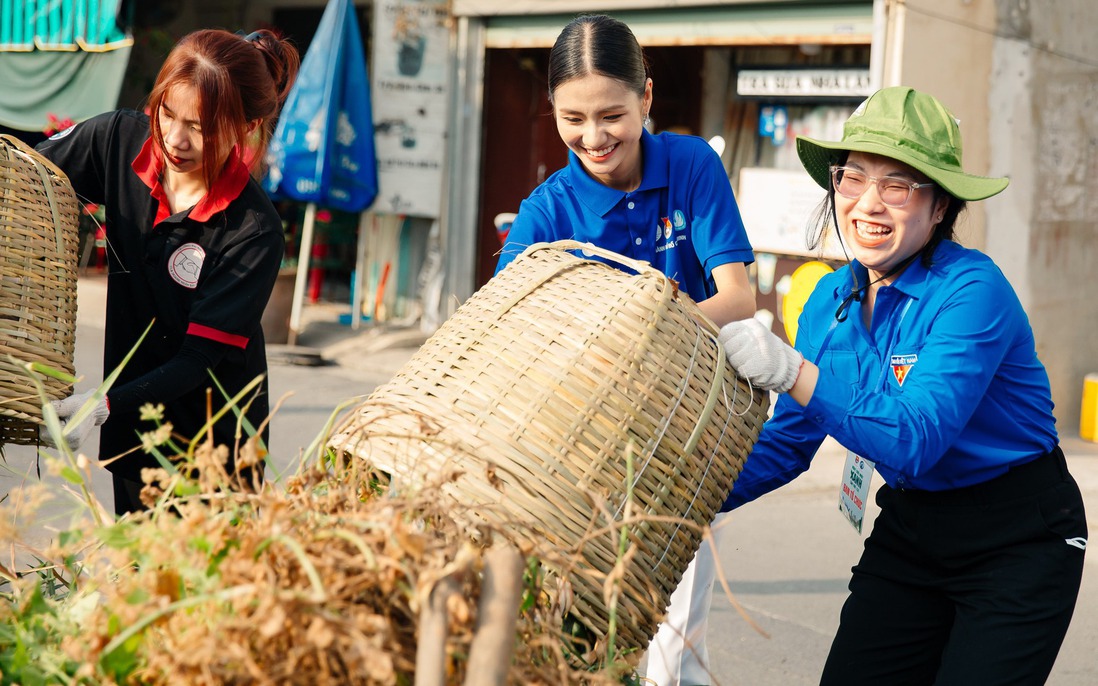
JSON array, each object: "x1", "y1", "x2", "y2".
[
  {"x1": 330, "y1": 240, "x2": 768, "y2": 653},
  {"x1": 0, "y1": 135, "x2": 79, "y2": 446}
]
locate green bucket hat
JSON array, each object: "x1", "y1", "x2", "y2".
[{"x1": 796, "y1": 86, "x2": 1008, "y2": 201}]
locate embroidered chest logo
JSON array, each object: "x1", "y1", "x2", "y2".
[
  {"x1": 168, "y1": 242, "x2": 206, "y2": 289},
  {"x1": 655, "y1": 210, "x2": 687, "y2": 253},
  {"x1": 891, "y1": 353, "x2": 918, "y2": 386},
  {"x1": 672, "y1": 209, "x2": 686, "y2": 230}
]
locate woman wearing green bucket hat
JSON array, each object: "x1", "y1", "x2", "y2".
[{"x1": 717, "y1": 87, "x2": 1086, "y2": 684}]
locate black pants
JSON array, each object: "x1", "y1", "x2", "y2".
[
  {"x1": 112, "y1": 465, "x2": 264, "y2": 516},
  {"x1": 112, "y1": 472, "x2": 145, "y2": 515},
  {"x1": 820, "y1": 447, "x2": 1087, "y2": 686}
]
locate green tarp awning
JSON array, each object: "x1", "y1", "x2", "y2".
[{"x1": 0, "y1": 0, "x2": 131, "y2": 131}]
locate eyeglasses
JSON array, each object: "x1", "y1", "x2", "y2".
[{"x1": 830, "y1": 165, "x2": 935, "y2": 208}]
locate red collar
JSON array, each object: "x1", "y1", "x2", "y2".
[{"x1": 131, "y1": 138, "x2": 252, "y2": 225}]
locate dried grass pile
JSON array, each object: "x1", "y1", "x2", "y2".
[{"x1": 0, "y1": 437, "x2": 638, "y2": 685}]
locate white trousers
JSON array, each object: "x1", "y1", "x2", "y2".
[{"x1": 643, "y1": 510, "x2": 731, "y2": 686}]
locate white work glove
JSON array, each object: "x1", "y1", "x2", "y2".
[
  {"x1": 39, "y1": 388, "x2": 110, "y2": 452},
  {"x1": 718, "y1": 318, "x2": 804, "y2": 393}
]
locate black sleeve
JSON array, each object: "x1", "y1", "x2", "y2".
[
  {"x1": 34, "y1": 110, "x2": 121, "y2": 206},
  {"x1": 105, "y1": 335, "x2": 230, "y2": 414}
]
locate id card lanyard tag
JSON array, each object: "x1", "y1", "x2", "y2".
[
  {"x1": 840, "y1": 451, "x2": 874, "y2": 533},
  {"x1": 814, "y1": 297, "x2": 912, "y2": 535}
]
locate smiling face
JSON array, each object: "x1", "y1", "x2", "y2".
[
  {"x1": 552, "y1": 73, "x2": 652, "y2": 192},
  {"x1": 836, "y1": 151, "x2": 950, "y2": 285}
]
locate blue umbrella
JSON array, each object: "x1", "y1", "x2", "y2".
[
  {"x1": 264, "y1": 0, "x2": 378, "y2": 343},
  {"x1": 266, "y1": 0, "x2": 377, "y2": 210}
]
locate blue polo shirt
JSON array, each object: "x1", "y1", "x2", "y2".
[
  {"x1": 723, "y1": 240, "x2": 1058, "y2": 510},
  {"x1": 494, "y1": 129, "x2": 753, "y2": 302}
]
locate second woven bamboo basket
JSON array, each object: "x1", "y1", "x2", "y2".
[
  {"x1": 0, "y1": 135, "x2": 79, "y2": 446},
  {"x1": 329, "y1": 240, "x2": 768, "y2": 654}
]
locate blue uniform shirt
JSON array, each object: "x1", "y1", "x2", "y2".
[
  {"x1": 495, "y1": 129, "x2": 754, "y2": 302},
  {"x1": 724, "y1": 240, "x2": 1058, "y2": 510}
]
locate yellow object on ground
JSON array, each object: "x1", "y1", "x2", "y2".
[
  {"x1": 782, "y1": 261, "x2": 834, "y2": 345},
  {"x1": 1081, "y1": 373, "x2": 1098, "y2": 442}
]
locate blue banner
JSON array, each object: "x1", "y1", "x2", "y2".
[{"x1": 265, "y1": 0, "x2": 378, "y2": 212}]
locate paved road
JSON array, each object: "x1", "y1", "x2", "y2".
[{"x1": 3, "y1": 276, "x2": 1095, "y2": 685}]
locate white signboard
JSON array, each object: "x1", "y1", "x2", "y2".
[
  {"x1": 371, "y1": 0, "x2": 450, "y2": 217},
  {"x1": 737, "y1": 167, "x2": 847, "y2": 260},
  {"x1": 737, "y1": 69, "x2": 872, "y2": 98}
]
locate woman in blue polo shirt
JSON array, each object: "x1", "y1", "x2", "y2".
[
  {"x1": 37, "y1": 29, "x2": 300, "y2": 516},
  {"x1": 720, "y1": 87, "x2": 1087, "y2": 684},
  {"x1": 495, "y1": 15, "x2": 755, "y2": 325},
  {"x1": 495, "y1": 15, "x2": 756, "y2": 685}
]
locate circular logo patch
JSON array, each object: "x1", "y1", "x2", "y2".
[
  {"x1": 168, "y1": 242, "x2": 206, "y2": 289},
  {"x1": 48, "y1": 124, "x2": 77, "y2": 141}
]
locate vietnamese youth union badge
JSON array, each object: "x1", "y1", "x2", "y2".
[
  {"x1": 659, "y1": 217, "x2": 673, "y2": 240},
  {"x1": 891, "y1": 353, "x2": 918, "y2": 386},
  {"x1": 168, "y1": 242, "x2": 206, "y2": 289}
]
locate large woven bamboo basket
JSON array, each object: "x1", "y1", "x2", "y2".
[
  {"x1": 329, "y1": 240, "x2": 768, "y2": 653},
  {"x1": 0, "y1": 135, "x2": 79, "y2": 446}
]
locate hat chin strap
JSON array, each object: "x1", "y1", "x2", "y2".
[{"x1": 831, "y1": 204, "x2": 920, "y2": 323}]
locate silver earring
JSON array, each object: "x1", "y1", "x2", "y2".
[{"x1": 643, "y1": 114, "x2": 652, "y2": 127}]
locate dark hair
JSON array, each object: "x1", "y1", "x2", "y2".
[
  {"x1": 147, "y1": 28, "x2": 301, "y2": 187},
  {"x1": 547, "y1": 15, "x2": 648, "y2": 102},
  {"x1": 807, "y1": 153, "x2": 967, "y2": 267}
]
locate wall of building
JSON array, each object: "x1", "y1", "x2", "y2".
[
  {"x1": 987, "y1": 0, "x2": 1098, "y2": 434},
  {"x1": 893, "y1": 0, "x2": 1096, "y2": 433},
  {"x1": 886, "y1": 0, "x2": 998, "y2": 254}
]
